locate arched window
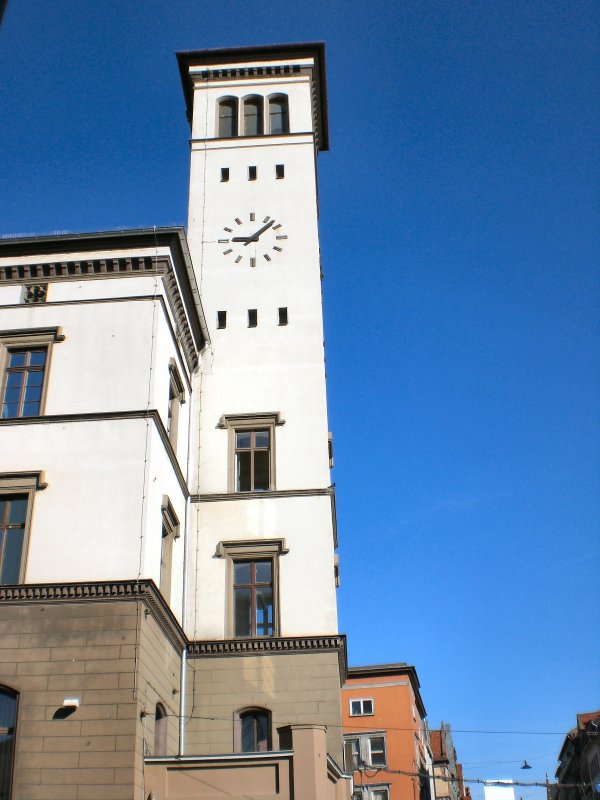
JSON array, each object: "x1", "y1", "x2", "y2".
[
  {"x1": 268, "y1": 95, "x2": 289, "y2": 135},
  {"x1": 243, "y1": 96, "x2": 264, "y2": 136},
  {"x1": 0, "y1": 686, "x2": 18, "y2": 799},
  {"x1": 235, "y1": 707, "x2": 271, "y2": 753},
  {"x1": 153, "y1": 702, "x2": 167, "y2": 756},
  {"x1": 217, "y1": 97, "x2": 238, "y2": 138}
]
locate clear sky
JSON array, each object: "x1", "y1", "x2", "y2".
[{"x1": 1, "y1": 1, "x2": 598, "y2": 796}]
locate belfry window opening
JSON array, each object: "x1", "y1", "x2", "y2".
[{"x1": 216, "y1": 94, "x2": 289, "y2": 138}]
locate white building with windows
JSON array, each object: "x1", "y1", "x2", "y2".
[{"x1": 0, "y1": 43, "x2": 351, "y2": 800}]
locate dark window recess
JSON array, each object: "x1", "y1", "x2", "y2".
[
  {"x1": 244, "y1": 97, "x2": 264, "y2": 136},
  {"x1": 235, "y1": 429, "x2": 270, "y2": 492},
  {"x1": 221, "y1": 167, "x2": 229, "y2": 182},
  {"x1": 269, "y1": 96, "x2": 289, "y2": 134},
  {"x1": 240, "y1": 709, "x2": 271, "y2": 751},
  {"x1": 1, "y1": 347, "x2": 47, "y2": 418},
  {"x1": 278, "y1": 307, "x2": 288, "y2": 326},
  {"x1": 248, "y1": 166, "x2": 257, "y2": 181},
  {"x1": 218, "y1": 98, "x2": 238, "y2": 138},
  {"x1": 248, "y1": 309, "x2": 258, "y2": 327},
  {"x1": 217, "y1": 311, "x2": 227, "y2": 329},
  {"x1": 234, "y1": 560, "x2": 274, "y2": 636},
  {"x1": 0, "y1": 687, "x2": 18, "y2": 797},
  {"x1": 0, "y1": 494, "x2": 27, "y2": 584},
  {"x1": 275, "y1": 164, "x2": 285, "y2": 179}
]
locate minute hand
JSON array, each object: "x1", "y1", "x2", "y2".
[{"x1": 244, "y1": 219, "x2": 274, "y2": 245}]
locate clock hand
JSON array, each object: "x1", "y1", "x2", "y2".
[
  {"x1": 243, "y1": 219, "x2": 274, "y2": 245},
  {"x1": 231, "y1": 236, "x2": 251, "y2": 242}
]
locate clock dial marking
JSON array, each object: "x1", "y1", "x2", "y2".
[
  {"x1": 273, "y1": 246, "x2": 282, "y2": 252},
  {"x1": 235, "y1": 256, "x2": 242, "y2": 264},
  {"x1": 224, "y1": 227, "x2": 233, "y2": 233},
  {"x1": 223, "y1": 248, "x2": 233, "y2": 255},
  {"x1": 250, "y1": 212, "x2": 255, "y2": 221},
  {"x1": 218, "y1": 239, "x2": 229, "y2": 243},
  {"x1": 250, "y1": 257, "x2": 256, "y2": 268},
  {"x1": 272, "y1": 224, "x2": 281, "y2": 230},
  {"x1": 276, "y1": 235, "x2": 287, "y2": 240},
  {"x1": 235, "y1": 218, "x2": 242, "y2": 225},
  {"x1": 263, "y1": 254, "x2": 271, "y2": 261},
  {"x1": 263, "y1": 216, "x2": 270, "y2": 223}
]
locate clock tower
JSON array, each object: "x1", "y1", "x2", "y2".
[{"x1": 178, "y1": 44, "x2": 345, "y2": 761}]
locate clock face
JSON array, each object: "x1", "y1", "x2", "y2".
[{"x1": 218, "y1": 212, "x2": 287, "y2": 267}]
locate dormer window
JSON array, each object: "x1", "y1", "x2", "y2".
[
  {"x1": 268, "y1": 95, "x2": 289, "y2": 134},
  {"x1": 244, "y1": 96, "x2": 264, "y2": 135},
  {"x1": 218, "y1": 97, "x2": 238, "y2": 138}
]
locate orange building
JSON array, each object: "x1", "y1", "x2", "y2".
[{"x1": 342, "y1": 663, "x2": 435, "y2": 800}]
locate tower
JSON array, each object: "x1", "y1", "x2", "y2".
[{"x1": 178, "y1": 44, "x2": 345, "y2": 759}]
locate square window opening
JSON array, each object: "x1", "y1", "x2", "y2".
[
  {"x1": 248, "y1": 166, "x2": 257, "y2": 181},
  {"x1": 248, "y1": 309, "x2": 258, "y2": 328},
  {"x1": 221, "y1": 167, "x2": 230, "y2": 182},
  {"x1": 278, "y1": 307, "x2": 288, "y2": 326},
  {"x1": 275, "y1": 164, "x2": 285, "y2": 179},
  {"x1": 217, "y1": 310, "x2": 227, "y2": 329}
]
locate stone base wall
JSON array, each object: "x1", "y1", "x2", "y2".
[
  {"x1": 0, "y1": 586, "x2": 183, "y2": 800},
  {"x1": 184, "y1": 649, "x2": 344, "y2": 763}
]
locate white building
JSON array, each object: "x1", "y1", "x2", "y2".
[{"x1": 0, "y1": 43, "x2": 350, "y2": 800}]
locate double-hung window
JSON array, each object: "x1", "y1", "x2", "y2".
[
  {"x1": 233, "y1": 559, "x2": 274, "y2": 637},
  {"x1": 0, "y1": 473, "x2": 46, "y2": 585}
]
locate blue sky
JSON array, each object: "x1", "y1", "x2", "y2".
[{"x1": 1, "y1": 0, "x2": 598, "y2": 795}]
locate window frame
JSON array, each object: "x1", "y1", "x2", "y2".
[
  {"x1": 159, "y1": 496, "x2": 180, "y2": 603},
  {"x1": 243, "y1": 96, "x2": 264, "y2": 136},
  {"x1": 166, "y1": 358, "x2": 185, "y2": 449},
  {"x1": 0, "y1": 327, "x2": 64, "y2": 420},
  {"x1": 268, "y1": 94, "x2": 290, "y2": 134},
  {"x1": 343, "y1": 731, "x2": 388, "y2": 770},
  {"x1": 217, "y1": 96, "x2": 239, "y2": 138},
  {"x1": 349, "y1": 698, "x2": 375, "y2": 717},
  {"x1": 233, "y1": 706, "x2": 272, "y2": 753},
  {"x1": 217, "y1": 538, "x2": 288, "y2": 639},
  {"x1": 219, "y1": 413, "x2": 284, "y2": 493},
  {"x1": 0, "y1": 685, "x2": 18, "y2": 800},
  {"x1": 153, "y1": 702, "x2": 168, "y2": 756},
  {"x1": 0, "y1": 472, "x2": 46, "y2": 585}
]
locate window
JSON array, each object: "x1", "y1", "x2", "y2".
[
  {"x1": 221, "y1": 167, "x2": 229, "y2": 182},
  {"x1": 247, "y1": 309, "x2": 258, "y2": 328},
  {"x1": 217, "y1": 538, "x2": 288, "y2": 639},
  {"x1": 159, "y1": 497, "x2": 179, "y2": 602},
  {"x1": 233, "y1": 559, "x2": 274, "y2": 637},
  {"x1": 344, "y1": 733, "x2": 387, "y2": 770},
  {"x1": 167, "y1": 360, "x2": 185, "y2": 448},
  {"x1": 1, "y1": 348, "x2": 46, "y2": 418},
  {"x1": 235, "y1": 429, "x2": 270, "y2": 492},
  {"x1": 0, "y1": 327, "x2": 64, "y2": 419},
  {"x1": 234, "y1": 707, "x2": 271, "y2": 752},
  {"x1": 219, "y1": 412, "x2": 283, "y2": 493},
  {"x1": 243, "y1": 97, "x2": 264, "y2": 135},
  {"x1": 278, "y1": 307, "x2": 288, "y2": 326},
  {"x1": 275, "y1": 164, "x2": 285, "y2": 179},
  {"x1": 0, "y1": 495, "x2": 27, "y2": 584},
  {"x1": 269, "y1": 95, "x2": 289, "y2": 134},
  {"x1": 154, "y1": 703, "x2": 167, "y2": 756},
  {"x1": 0, "y1": 686, "x2": 18, "y2": 799},
  {"x1": 353, "y1": 788, "x2": 390, "y2": 800},
  {"x1": 248, "y1": 165, "x2": 257, "y2": 181},
  {"x1": 218, "y1": 97, "x2": 238, "y2": 138},
  {"x1": 350, "y1": 698, "x2": 374, "y2": 716},
  {"x1": 217, "y1": 310, "x2": 227, "y2": 329},
  {"x1": 0, "y1": 473, "x2": 45, "y2": 585}
]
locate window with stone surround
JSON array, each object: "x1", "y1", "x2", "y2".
[
  {"x1": 219, "y1": 412, "x2": 284, "y2": 493},
  {"x1": 216, "y1": 538, "x2": 288, "y2": 639},
  {"x1": 159, "y1": 497, "x2": 179, "y2": 602},
  {"x1": 0, "y1": 327, "x2": 64, "y2": 419},
  {"x1": 234, "y1": 707, "x2": 271, "y2": 753},
  {"x1": 0, "y1": 472, "x2": 46, "y2": 585}
]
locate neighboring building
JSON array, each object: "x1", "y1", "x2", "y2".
[
  {"x1": 554, "y1": 711, "x2": 600, "y2": 800},
  {"x1": 0, "y1": 43, "x2": 351, "y2": 800},
  {"x1": 430, "y1": 723, "x2": 463, "y2": 800},
  {"x1": 342, "y1": 663, "x2": 435, "y2": 800}
]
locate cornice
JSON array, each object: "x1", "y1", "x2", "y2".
[
  {"x1": 0, "y1": 254, "x2": 200, "y2": 372},
  {"x1": 0, "y1": 579, "x2": 186, "y2": 651},
  {"x1": 188, "y1": 633, "x2": 347, "y2": 682}
]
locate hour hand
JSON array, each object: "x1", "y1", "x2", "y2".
[
  {"x1": 244, "y1": 219, "x2": 274, "y2": 245},
  {"x1": 231, "y1": 236, "x2": 251, "y2": 242}
]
